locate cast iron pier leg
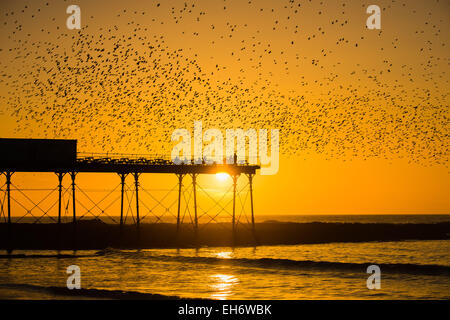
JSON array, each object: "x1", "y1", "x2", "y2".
[
  {"x1": 232, "y1": 174, "x2": 239, "y2": 246},
  {"x1": 5, "y1": 172, "x2": 13, "y2": 253},
  {"x1": 119, "y1": 173, "x2": 127, "y2": 242},
  {"x1": 192, "y1": 174, "x2": 198, "y2": 243},
  {"x1": 56, "y1": 172, "x2": 65, "y2": 225},
  {"x1": 56, "y1": 172, "x2": 65, "y2": 250},
  {"x1": 176, "y1": 174, "x2": 184, "y2": 242},
  {"x1": 70, "y1": 172, "x2": 77, "y2": 250},
  {"x1": 248, "y1": 173, "x2": 257, "y2": 245},
  {"x1": 133, "y1": 173, "x2": 140, "y2": 247},
  {"x1": 5, "y1": 172, "x2": 12, "y2": 225}
]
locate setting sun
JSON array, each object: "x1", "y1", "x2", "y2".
[{"x1": 216, "y1": 173, "x2": 230, "y2": 182}]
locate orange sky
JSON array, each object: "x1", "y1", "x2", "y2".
[{"x1": 0, "y1": 0, "x2": 448, "y2": 217}]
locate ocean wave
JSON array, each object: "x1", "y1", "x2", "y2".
[
  {"x1": 0, "y1": 283, "x2": 183, "y2": 300},
  {"x1": 98, "y1": 251, "x2": 450, "y2": 276}
]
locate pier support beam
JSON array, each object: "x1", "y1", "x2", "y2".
[
  {"x1": 70, "y1": 172, "x2": 77, "y2": 250},
  {"x1": 176, "y1": 174, "x2": 184, "y2": 239},
  {"x1": 56, "y1": 172, "x2": 65, "y2": 225},
  {"x1": 118, "y1": 173, "x2": 128, "y2": 240},
  {"x1": 191, "y1": 174, "x2": 199, "y2": 241},
  {"x1": 0, "y1": 173, "x2": 3, "y2": 221},
  {"x1": 232, "y1": 174, "x2": 239, "y2": 246},
  {"x1": 5, "y1": 172, "x2": 13, "y2": 225},
  {"x1": 56, "y1": 172, "x2": 65, "y2": 250},
  {"x1": 5, "y1": 172, "x2": 13, "y2": 253},
  {"x1": 133, "y1": 172, "x2": 140, "y2": 246},
  {"x1": 247, "y1": 173, "x2": 257, "y2": 244},
  {"x1": 70, "y1": 172, "x2": 77, "y2": 224}
]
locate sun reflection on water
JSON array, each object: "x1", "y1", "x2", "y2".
[
  {"x1": 210, "y1": 274, "x2": 239, "y2": 300},
  {"x1": 216, "y1": 251, "x2": 233, "y2": 259}
]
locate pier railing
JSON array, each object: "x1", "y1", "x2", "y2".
[{"x1": 77, "y1": 152, "x2": 259, "y2": 166}]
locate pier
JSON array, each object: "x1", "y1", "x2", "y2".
[{"x1": 0, "y1": 138, "x2": 260, "y2": 250}]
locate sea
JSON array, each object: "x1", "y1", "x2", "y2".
[{"x1": 0, "y1": 214, "x2": 449, "y2": 300}]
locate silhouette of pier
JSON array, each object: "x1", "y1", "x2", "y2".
[{"x1": 0, "y1": 138, "x2": 260, "y2": 250}]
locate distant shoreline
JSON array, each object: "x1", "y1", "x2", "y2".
[
  {"x1": 1, "y1": 220, "x2": 449, "y2": 250},
  {"x1": 6, "y1": 214, "x2": 450, "y2": 225}
]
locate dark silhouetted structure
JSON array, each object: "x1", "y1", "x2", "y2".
[{"x1": 0, "y1": 138, "x2": 259, "y2": 250}]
